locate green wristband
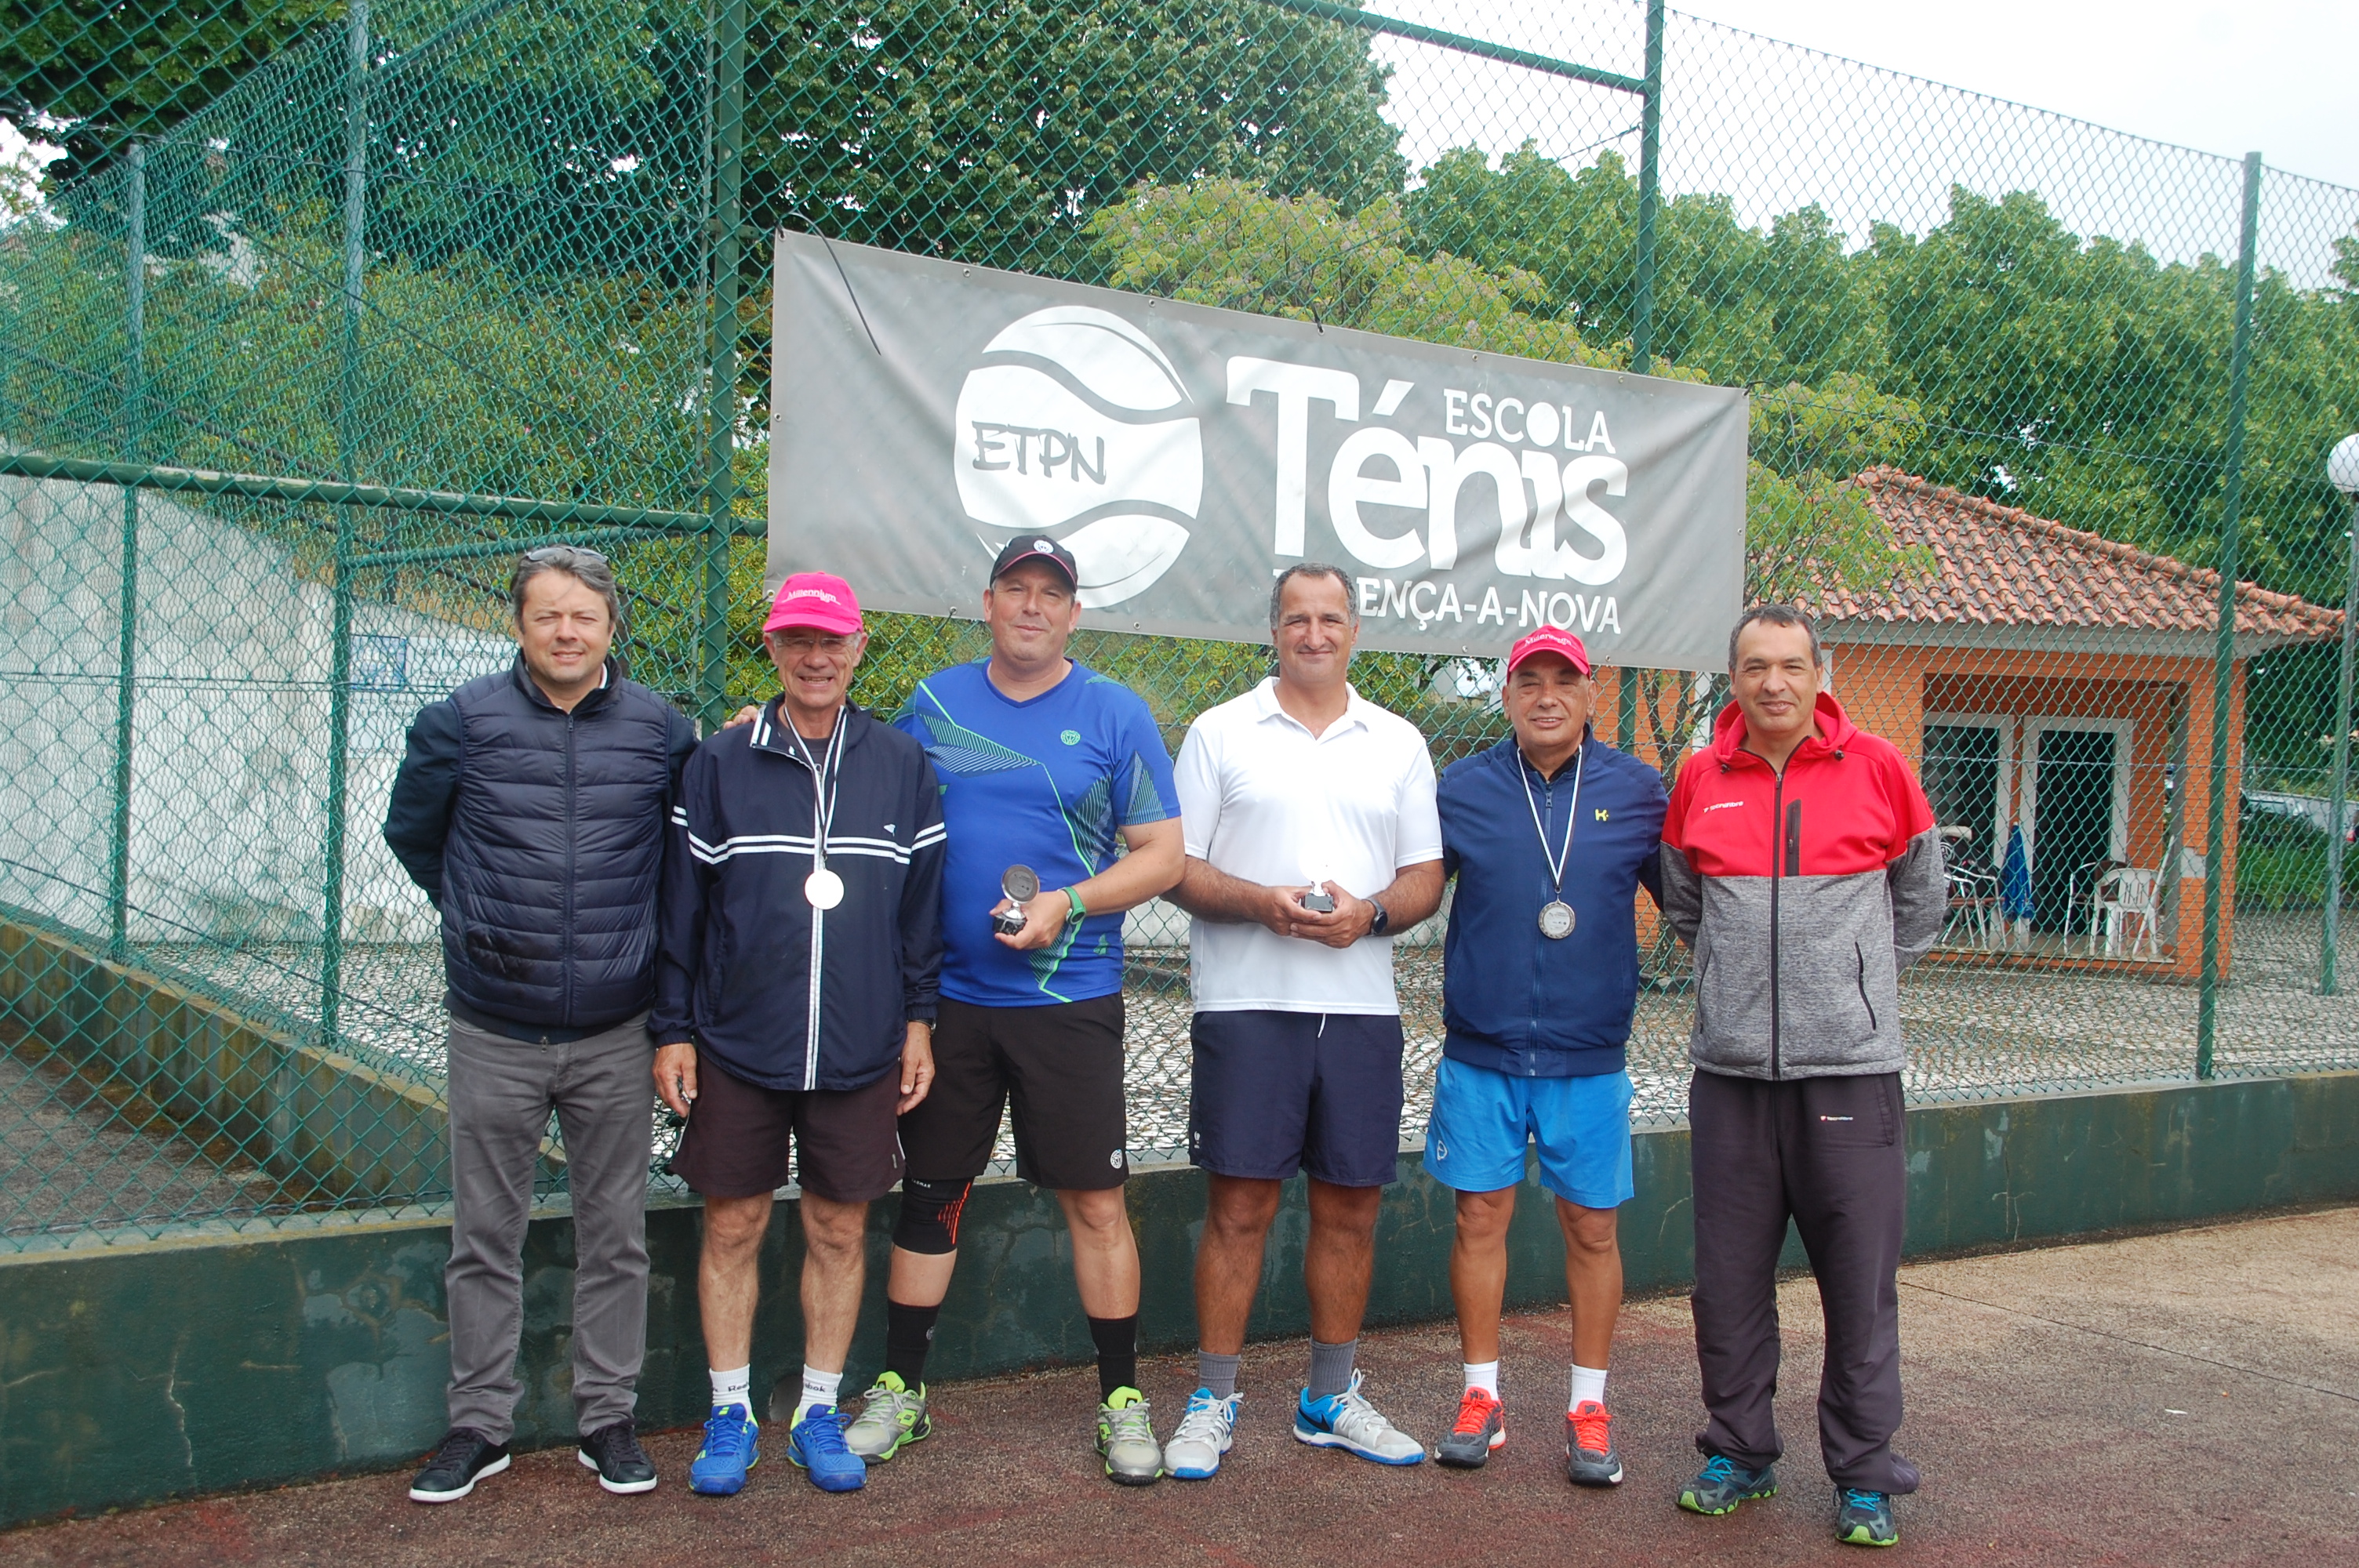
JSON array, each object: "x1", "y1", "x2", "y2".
[{"x1": 1065, "y1": 886, "x2": 1087, "y2": 923}]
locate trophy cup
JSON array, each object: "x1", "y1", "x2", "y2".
[
  {"x1": 1299, "y1": 850, "x2": 1337, "y2": 913},
  {"x1": 994, "y1": 864, "x2": 1040, "y2": 935}
]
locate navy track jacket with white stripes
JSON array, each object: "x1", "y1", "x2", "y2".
[{"x1": 652, "y1": 699, "x2": 947, "y2": 1093}]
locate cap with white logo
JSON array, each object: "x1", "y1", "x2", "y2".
[{"x1": 990, "y1": 533, "x2": 1079, "y2": 589}]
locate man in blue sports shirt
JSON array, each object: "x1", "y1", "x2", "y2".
[
  {"x1": 860, "y1": 535, "x2": 1184, "y2": 1485},
  {"x1": 1424, "y1": 626, "x2": 1667, "y2": 1487}
]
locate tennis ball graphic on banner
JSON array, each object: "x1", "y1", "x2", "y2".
[{"x1": 953, "y1": 306, "x2": 1202, "y2": 607}]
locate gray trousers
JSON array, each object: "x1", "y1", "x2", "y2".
[
  {"x1": 445, "y1": 1011, "x2": 654, "y2": 1443},
  {"x1": 1688, "y1": 1068, "x2": 1915, "y2": 1493}
]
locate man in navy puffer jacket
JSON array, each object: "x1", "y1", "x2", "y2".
[{"x1": 383, "y1": 546, "x2": 696, "y2": 1504}]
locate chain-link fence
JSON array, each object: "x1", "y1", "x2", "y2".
[{"x1": 2, "y1": 0, "x2": 2355, "y2": 1248}]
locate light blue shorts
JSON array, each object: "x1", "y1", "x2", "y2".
[{"x1": 1423, "y1": 1058, "x2": 1634, "y2": 1209}]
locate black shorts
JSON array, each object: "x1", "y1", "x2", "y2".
[
  {"x1": 900, "y1": 994, "x2": 1128, "y2": 1190},
  {"x1": 669, "y1": 1054, "x2": 904, "y2": 1203},
  {"x1": 1188, "y1": 1010, "x2": 1405, "y2": 1189}
]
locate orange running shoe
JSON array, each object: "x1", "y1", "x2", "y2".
[
  {"x1": 1436, "y1": 1388, "x2": 1506, "y2": 1468},
  {"x1": 1565, "y1": 1399, "x2": 1623, "y2": 1486}
]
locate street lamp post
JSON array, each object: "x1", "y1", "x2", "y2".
[{"x1": 2321, "y1": 433, "x2": 2359, "y2": 994}]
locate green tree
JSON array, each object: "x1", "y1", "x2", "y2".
[{"x1": 2, "y1": 0, "x2": 339, "y2": 179}]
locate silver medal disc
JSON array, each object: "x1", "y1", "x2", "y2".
[
  {"x1": 805, "y1": 868, "x2": 845, "y2": 910},
  {"x1": 1539, "y1": 899, "x2": 1576, "y2": 939}
]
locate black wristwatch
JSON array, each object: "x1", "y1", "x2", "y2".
[{"x1": 1368, "y1": 899, "x2": 1392, "y2": 938}]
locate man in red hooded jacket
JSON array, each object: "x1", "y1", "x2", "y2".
[{"x1": 1659, "y1": 604, "x2": 1945, "y2": 1550}]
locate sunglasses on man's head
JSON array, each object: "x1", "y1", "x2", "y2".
[{"x1": 522, "y1": 544, "x2": 609, "y2": 564}]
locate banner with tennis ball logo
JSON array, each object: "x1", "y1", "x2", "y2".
[{"x1": 767, "y1": 232, "x2": 1747, "y2": 670}]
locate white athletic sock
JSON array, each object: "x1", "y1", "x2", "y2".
[
  {"x1": 1463, "y1": 1359, "x2": 1501, "y2": 1399},
  {"x1": 793, "y1": 1363, "x2": 844, "y2": 1425},
  {"x1": 1570, "y1": 1363, "x2": 1608, "y2": 1410},
  {"x1": 710, "y1": 1364, "x2": 751, "y2": 1412}
]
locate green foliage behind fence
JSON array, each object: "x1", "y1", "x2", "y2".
[{"x1": 2, "y1": 0, "x2": 2357, "y2": 1247}]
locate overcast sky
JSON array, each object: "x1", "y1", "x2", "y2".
[
  {"x1": 1374, "y1": 1, "x2": 2357, "y2": 278},
  {"x1": 1659, "y1": 0, "x2": 2357, "y2": 187}
]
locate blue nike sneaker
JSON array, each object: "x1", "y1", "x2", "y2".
[
  {"x1": 688, "y1": 1404, "x2": 758, "y2": 1495},
  {"x1": 788, "y1": 1403, "x2": 867, "y2": 1492},
  {"x1": 1293, "y1": 1370, "x2": 1425, "y2": 1465}
]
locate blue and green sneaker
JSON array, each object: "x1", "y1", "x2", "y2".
[
  {"x1": 1677, "y1": 1454, "x2": 1777, "y2": 1515},
  {"x1": 1835, "y1": 1488, "x2": 1899, "y2": 1547},
  {"x1": 688, "y1": 1404, "x2": 758, "y2": 1496},
  {"x1": 788, "y1": 1403, "x2": 867, "y2": 1492}
]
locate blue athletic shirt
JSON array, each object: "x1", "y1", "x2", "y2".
[{"x1": 892, "y1": 659, "x2": 1179, "y2": 1007}]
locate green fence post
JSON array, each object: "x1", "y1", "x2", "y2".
[
  {"x1": 698, "y1": 0, "x2": 747, "y2": 733},
  {"x1": 1617, "y1": 665, "x2": 1638, "y2": 752},
  {"x1": 108, "y1": 141, "x2": 144, "y2": 962},
  {"x1": 2196, "y1": 151, "x2": 2264, "y2": 1080},
  {"x1": 322, "y1": 0, "x2": 369, "y2": 1049},
  {"x1": 1628, "y1": 0, "x2": 1664, "y2": 376},
  {"x1": 2324, "y1": 490, "x2": 2359, "y2": 995}
]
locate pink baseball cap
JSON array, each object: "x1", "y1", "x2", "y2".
[
  {"x1": 1505, "y1": 625, "x2": 1592, "y2": 677},
  {"x1": 763, "y1": 572, "x2": 864, "y2": 635}
]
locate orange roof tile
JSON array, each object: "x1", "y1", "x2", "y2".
[{"x1": 1802, "y1": 468, "x2": 2341, "y2": 644}]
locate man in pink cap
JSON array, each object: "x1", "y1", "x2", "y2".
[
  {"x1": 1423, "y1": 625, "x2": 1666, "y2": 1488},
  {"x1": 652, "y1": 571, "x2": 947, "y2": 1498}
]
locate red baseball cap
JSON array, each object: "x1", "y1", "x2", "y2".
[
  {"x1": 1505, "y1": 625, "x2": 1592, "y2": 677},
  {"x1": 763, "y1": 572, "x2": 864, "y2": 635}
]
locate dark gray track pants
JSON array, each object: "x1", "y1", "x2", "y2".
[
  {"x1": 444, "y1": 1012, "x2": 654, "y2": 1443},
  {"x1": 1688, "y1": 1067, "x2": 1916, "y2": 1493}
]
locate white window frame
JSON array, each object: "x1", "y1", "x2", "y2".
[
  {"x1": 1922, "y1": 712, "x2": 2017, "y2": 858},
  {"x1": 2021, "y1": 717, "x2": 2134, "y2": 871}
]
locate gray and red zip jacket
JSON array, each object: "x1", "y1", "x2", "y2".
[{"x1": 1660, "y1": 692, "x2": 1945, "y2": 1080}]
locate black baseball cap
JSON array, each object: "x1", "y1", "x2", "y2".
[{"x1": 990, "y1": 534, "x2": 1079, "y2": 589}]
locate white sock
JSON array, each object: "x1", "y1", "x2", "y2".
[
  {"x1": 1570, "y1": 1363, "x2": 1608, "y2": 1410},
  {"x1": 1463, "y1": 1359, "x2": 1500, "y2": 1398},
  {"x1": 710, "y1": 1364, "x2": 751, "y2": 1412},
  {"x1": 794, "y1": 1363, "x2": 844, "y2": 1425}
]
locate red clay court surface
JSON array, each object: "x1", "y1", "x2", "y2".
[{"x1": 13, "y1": 1206, "x2": 2357, "y2": 1567}]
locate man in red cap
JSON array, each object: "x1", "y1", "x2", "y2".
[
  {"x1": 652, "y1": 571, "x2": 947, "y2": 1499},
  {"x1": 1423, "y1": 625, "x2": 1666, "y2": 1486}
]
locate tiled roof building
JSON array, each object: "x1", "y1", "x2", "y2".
[{"x1": 1805, "y1": 467, "x2": 2341, "y2": 652}]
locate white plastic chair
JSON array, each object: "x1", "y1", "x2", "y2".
[{"x1": 2093, "y1": 866, "x2": 2160, "y2": 959}]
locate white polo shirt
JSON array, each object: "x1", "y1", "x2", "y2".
[{"x1": 1175, "y1": 677, "x2": 1442, "y2": 1014}]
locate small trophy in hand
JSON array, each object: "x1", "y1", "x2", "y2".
[
  {"x1": 994, "y1": 864, "x2": 1040, "y2": 936},
  {"x1": 1299, "y1": 851, "x2": 1337, "y2": 913}
]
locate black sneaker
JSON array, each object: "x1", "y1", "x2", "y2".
[
  {"x1": 578, "y1": 1417, "x2": 659, "y2": 1494},
  {"x1": 409, "y1": 1428, "x2": 511, "y2": 1504}
]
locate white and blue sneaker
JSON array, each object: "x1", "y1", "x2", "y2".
[
  {"x1": 688, "y1": 1404, "x2": 758, "y2": 1495},
  {"x1": 1162, "y1": 1388, "x2": 1240, "y2": 1480},
  {"x1": 1294, "y1": 1370, "x2": 1425, "y2": 1465}
]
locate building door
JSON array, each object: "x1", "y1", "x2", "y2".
[
  {"x1": 2030, "y1": 728, "x2": 2117, "y2": 933},
  {"x1": 1923, "y1": 723, "x2": 2002, "y2": 863}
]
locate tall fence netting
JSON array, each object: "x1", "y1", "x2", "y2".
[{"x1": 2, "y1": 0, "x2": 2354, "y2": 1246}]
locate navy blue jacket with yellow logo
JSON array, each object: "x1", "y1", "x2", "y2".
[{"x1": 1437, "y1": 733, "x2": 1667, "y2": 1079}]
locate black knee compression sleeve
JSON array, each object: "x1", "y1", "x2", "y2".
[{"x1": 892, "y1": 1177, "x2": 973, "y2": 1254}]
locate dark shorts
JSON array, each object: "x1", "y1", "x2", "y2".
[
  {"x1": 669, "y1": 1054, "x2": 903, "y2": 1203},
  {"x1": 900, "y1": 993, "x2": 1128, "y2": 1190},
  {"x1": 1188, "y1": 1010, "x2": 1405, "y2": 1189}
]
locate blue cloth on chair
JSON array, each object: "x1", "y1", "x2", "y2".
[{"x1": 2001, "y1": 824, "x2": 2034, "y2": 921}]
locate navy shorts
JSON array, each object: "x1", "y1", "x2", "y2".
[{"x1": 1187, "y1": 1010, "x2": 1405, "y2": 1189}]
